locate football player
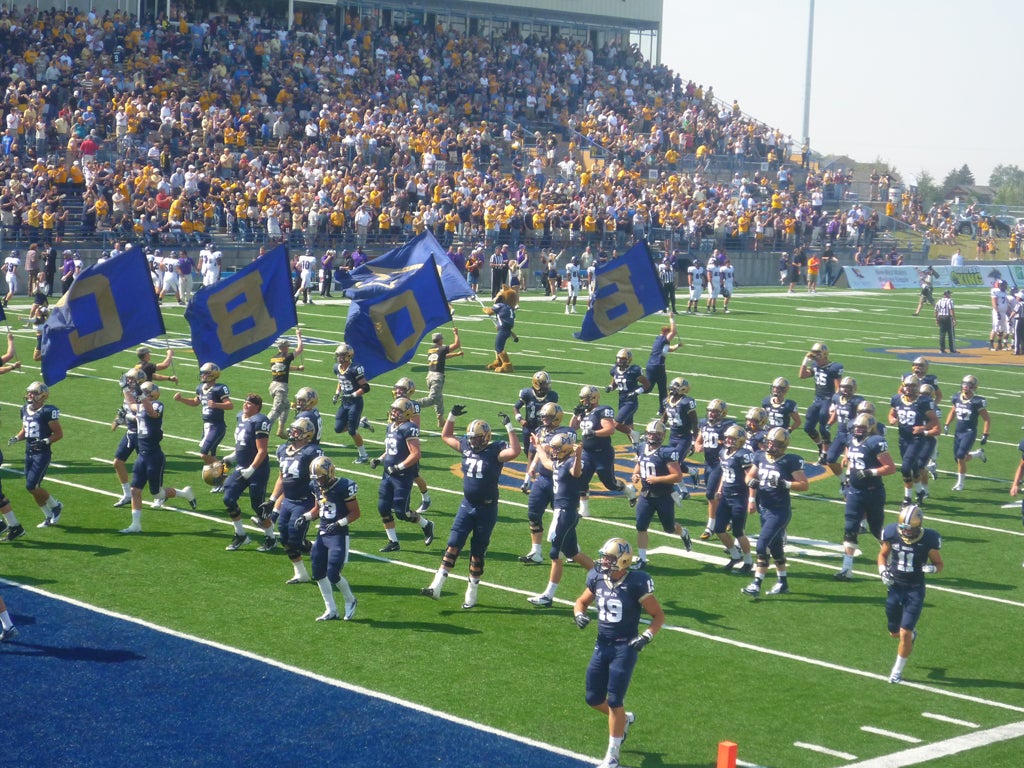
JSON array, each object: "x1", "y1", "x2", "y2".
[
  {"x1": 761, "y1": 377, "x2": 802, "y2": 432},
  {"x1": 685, "y1": 257, "x2": 703, "y2": 314},
  {"x1": 662, "y1": 377, "x2": 699, "y2": 496},
  {"x1": 120, "y1": 381, "x2": 197, "y2": 533},
  {"x1": 293, "y1": 386, "x2": 324, "y2": 444},
  {"x1": 824, "y1": 376, "x2": 864, "y2": 479},
  {"x1": 572, "y1": 386, "x2": 631, "y2": 517},
  {"x1": 111, "y1": 368, "x2": 145, "y2": 508},
  {"x1": 629, "y1": 420, "x2": 691, "y2": 570},
  {"x1": 219, "y1": 393, "x2": 272, "y2": 551},
  {"x1": 741, "y1": 428, "x2": 809, "y2": 597},
  {"x1": 294, "y1": 456, "x2": 361, "y2": 621},
  {"x1": 943, "y1": 374, "x2": 990, "y2": 491},
  {"x1": 520, "y1": 402, "x2": 574, "y2": 564},
  {"x1": 798, "y1": 343, "x2": 843, "y2": 463},
  {"x1": 331, "y1": 343, "x2": 372, "y2": 464},
  {"x1": 907, "y1": 358, "x2": 942, "y2": 477},
  {"x1": 693, "y1": 399, "x2": 736, "y2": 540},
  {"x1": 836, "y1": 413, "x2": 898, "y2": 581},
  {"x1": 573, "y1": 538, "x2": 666, "y2": 768},
  {"x1": 644, "y1": 315, "x2": 680, "y2": 408},
  {"x1": 514, "y1": 370, "x2": 559, "y2": 456},
  {"x1": 373, "y1": 397, "x2": 435, "y2": 553},
  {"x1": 990, "y1": 279, "x2": 1010, "y2": 351},
  {"x1": 606, "y1": 349, "x2": 649, "y2": 447},
  {"x1": 888, "y1": 375, "x2": 940, "y2": 505},
  {"x1": 9, "y1": 381, "x2": 64, "y2": 528},
  {"x1": 390, "y1": 377, "x2": 431, "y2": 514},
  {"x1": 526, "y1": 432, "x2": 594, "y2": 607},
  {"x1": 0, "y1": 343, "x2": 26, "y2": 542},
  {"x1": 744, "y1": 407, "x2": 769, "y2": 453},
  {"x1": 253, "y1": 417, "x2": 324, "y2": 582},
  {"x1": 172, "y1": 362, "x2": 234, "y2": 476},
  {"x1": 422, "y1": 406, "x2": 520, "y2": 608},
  {"x1": 0, "y1": 593, "x2": 17, "y2": 641},
  {"x1": 714, "y1": 425, "x2": 754, "y2": 574},
  {"x1": 878, "y1": 504, "x2": 943, "y2": 683}
]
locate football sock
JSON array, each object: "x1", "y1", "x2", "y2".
[
  {"x1": 743, "y1": 553, "x2": 753, "y2": 564},
  {"x1": 233, "y1": 519, "x2": 246, "y2": 535},
  {"x1": 336, "y1": 576, "x2": 355, "y2": 603},
  {"x1": 317, "y1": 579, "x2": 337, "y2": 614},
  {"x1": 628, "y1": 429, "x2": 640, "y2": 445},
  {"x1": 386, "y1": 528, "x2": 399, "y2": 543},
  {"x1": 0, "y1": 610, "x2": 12, "y2": 630},
  {"x1": 357, "y1": 445, "x2": 368, "y2": 459},
  {"x1": 580, "y1": 498, "x2": 590, "y2": 516},
  {"x1": 637, "y1": 548, "x2": 647, "y2": 560},
  {"x1": 891, "y1": 655, "x2": 908, "y2": 676},
  {"x1": 292, "y1": 561, "x2": 310, "y2": 581},
  {"x1": 130, "y1": 509, "x2": 142, "y2": 526},
  {"x1": 777, "y1": 570, "x2": 788, "y2": 584},
  {"x1": 728, "y1": 546, "x2": 742, "y2": 559},
  {"x1": 842, "y1": 553, "x2": 854, "y2": 570},
  {"x1": 418, "y1": 517, "x2": 429, "y2": 530},
  {"x1": 121, "y1": 482, "x2": 131, "y2": 494},
  {"x1": 38, "y1": 504, "x2": 50, "y2": 517},
  {"x1": 3, "y1": 511, "x2": 18, "y2": 526},
  {"x1": 420, "y1": 492, "x2": 431, "y2": 506},
  {"x1": 608, "y1": 736, "x2": 623, "y2": 757},
  {"x1": 706, "y1": 517, "x2": 715, "y2": 530},
  {"x1": 957, "y1": 473, "x2": 965, "y2": 483},
  {"x1": 543, "y1": 581, "x2": 558, "y2": 599},
  {"x1": 529, "y1": 542, "x2": 542, "y2": 557},
  {"x1": 429, "y1": 568, "x2": 448, "y2": 593}
]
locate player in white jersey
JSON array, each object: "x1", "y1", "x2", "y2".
[
  {"x1": 566, "y1": 258, "x2": 582, "y2": 314},
  {"x1": 721, "y1": 258, "x2": 736, "y2": 313},
  {"x1": 158, "y1": 255, "x2": 179, "y2": 303},
  {"x1": 3, "y1": 250, "x2": 20, "y2": 307},
  {"x1": 295, "y1": 250, "x2": 317, "y2": 304},
  {"x1": 686, "y1": 258, "x2": 703, "y2": 314},
  {"x1": 705, "y1": 257, "x2": 721, "y2": 314},
  {"x1": 202, "y1": 245, "x2": 222, "y2": 286}
]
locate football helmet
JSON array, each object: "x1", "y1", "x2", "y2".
[
  {"x1": 615, "y1": 348, "x2": 632, "y2": 370},
  {"x1": 392, "y1": 377, "x2": 416, "y2": 398},
  {"x1": 645, "y1": 419, "x2": 666, "y2": 447},
  {"x1": 901, "y1": 374, "x2": 920, "y2": 401},
  {"x1": 961, "y1": 374, "x2": 978, "y2": 394},
  {"x1": 669, "y1": 377, "x2": 690, "y2": 397},
  {"x1": 294, "y1": 387, "x2": 318, "y2": 411},
  {"x1": 539, "y1": 402, "x2": 563, "y2": 429},
  {"x1": 745, "y1": 407, "x2": 768, "y2": 431},
  {"x1": 809, "y1": 342, "x2": 829, "y2": 362},
  {"x1": 310, "y1": 455, "x2": 337, "y2": 489},
  {"x1": 287, "y1": 417, "x2": 315, "y2": 444},
  {"x1": 919, "y1": 383, "x2": 934, "y2": 400},
  {"x1": 120, "y1": 368, "x2": 145, "y2": 389},
  {"x1": 724, "y1": 424, "x2": 747, "y2": 450},
  {"x1": 202, "y1": 460, "x2": 228, "y2": 486},
  {"x1": 390, "y1": 397, "x2": 415, "y2": 423},
  {"x1": 707, "y1": 399, "x2": 727, "y2": 423},
  {"x1": 770, "y1": 377, "x2": 790, "y2": 399},
  {"x1": 897, "y1": 504, "x2": 925, "y2": 544},
  {"x1": 548, "y1": 432, "x2": 575, "y2": 461},
  {"x1": 199, "y1": 362, "x2": 221, "y2": 384},
  {"x1": 25, "y1": 381, "x2": 48, "y2": 407},
  {"x1": 851, "y1": 413, "x2": 876, "y2": 439},
  {"x1": 839, "y1": 376, "x2": 857, "y2": 398},
  {"x1": 466, "y1": 419, "x2": 492, "y2": 451},
  {"x1": 597, "y1": 537, "x2": 633, "y2": 574},
  {"x1": 532, "y1": 370, "x2": 551, "y2": 396},
  {"x1": 578, "y1": 385, "x2": 601, "y2": 409},
  {"x1": 140, "y1": 381, "x2": 160, "y2": 400},
  {"x1": 857, "y1": 400, "x2": 877, "y2": 416},
  {"x1": 912, "y1": 356, "x2": 929, "y2": 376},
  {"x1": 765, "y1": 427, "x2": 790, "y2": 458},
  {"x1": 335, "y1": 343, "x2": 354, "y2": 365}
]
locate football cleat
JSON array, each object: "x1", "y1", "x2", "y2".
[
  {"x1": 973, "y1": 448, "x2": 987, "y2": 463},
  {"x1": 316, "y1": 610, "x2": 339, "y2": 622},
  {"x1": 152, "y1": 495, "x2": 167, "y2": 509},
  {"x1": 36, "y1": 518, "x2": 53, "y2": 528},
  {"x1": 834, "y1": 569, "x2": 853, "y2": 582},
  {"x1": 518, "y1": 552, "x2": 544, "y2": 564},
  {"x1": 0, "y1": 519, "x2": 5, "y2": 536},
  {"x1": 623, "y1": 712, "x2": 636, "y2": 743},
  {"x1": 50, "y1": 503, "x2": 63, "y2": 525},
  {"x1": 462, "y1": 582, "x2": 478, "y2": 609},
  {"x1": 285, "y1": 575, "x2": 311, "y2": 584},
  {"x1": 724, "y1": 556, "x2": 743, "y2": 572},
  {"x1": 767, "y1": 582, "x2": 790, "y2": 595},
  {"x1": 226, "y1": 534, "x2": 251, "y2": 551},
  {"x1": 359, "y1": 416, "x2": 375, "y2": 432},
  {"x1": 699, "y1": 528, "x2": 712, "y2": 541},
  {"x1": 741, "y1": 582, "x2": 761, "y2": 596},
  {"x1": 420, "y1": 586, "x2": 438, "y2": 600},
  {"x1": 415, "y1": 496, "x2": 432, "y2": 514},
  {"x1": 629, "y1": 557, "x2": 648, "y2": 571},
  {"x1": 889, "y1": 672, "x2": 903, "y2": 684},
  {"x1": 596, "y1": 758, "x2": 620, "y2": 768},
  {"x1": 422, "y1": 520, "x2": 435, "y2": 546},
  {"x1": 182, "y1": 487, "x2": 197, "y2": 510},
  {"x1": 256, "y1": 536, "x2": 278, "y2": 552},
  {"x1": 119, "y1": 525, "x2": 142, "y2": 534},
  {"x1": 527, "y1": 594, "x2": 553, "y2": 608},
  {"x1": 353, "y1": 455, "x2": 369, "y2": 464},
  {"x1": 951, "y1": 482, "x2": 964, "y2": 491},
  {"x1": 343, "y1": 599, "x2": 358, "y2": 621},
  {"x1": 680, "y1": 527, "x2": 692, "y2": 552},
  {"x1": 379, "y1": 540, "x2": 401, "y2": 553},
  {"x1": 737, "y1": 563, "x2": 754, "y2": 575},
  {"x1": 113, "y1": 494, "x2": 131, "y2": 508},
  {"x1": 0, "y1": 626, "x2": 19, "y2": 642}
]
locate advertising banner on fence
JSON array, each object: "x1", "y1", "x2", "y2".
[{"x1": 843, "y1": 264, "x2": 1018, "y2": 290}]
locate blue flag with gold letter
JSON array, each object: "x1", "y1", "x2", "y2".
[
  {"x1": 344, "y1": 255, "x2": 452, "y2": 380},
  {"x1": 339, "y1": 231, "x2": 475, "y2": 301},
  {"x1": 575, "y1": 241, "x2": 663, "y2": 341},
  {"x1": 185, "y1": 245, "x2": 298, "y2": 369},
  {"x1": 40, "y1": 247, "x2": 166, "y2": 385}
]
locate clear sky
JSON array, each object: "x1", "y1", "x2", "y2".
[{"x1": 660, "y1": 0, "x2": 1022, "y2": 186}]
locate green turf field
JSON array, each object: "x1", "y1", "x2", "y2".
[{"x1": 3, "y1": 283, "x2": 1023, "y2": 768}]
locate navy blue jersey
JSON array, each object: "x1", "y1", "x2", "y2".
[
  {"x1": 233, "y1": 411, "x2": 271, "y2": 466},
  {"x1": 610, "y1": 364, "x2": 645, "y2": 406},
  {"x1": 846, "y1": 434, "x2": 890, "y2": 490},
  {"x1": 950, "y1": 393, "x2": 986, "y2": 432},
  {"x1": 275, "y1": 442, "x2": 323, "y2": 502},
  {"x1": 890, "y1": 395, "x2": 935, "y2": 440},
  {"x1": 647, "y1": 335, "x2": 671, "y2": 367},
  {"x1": 121, "y1": 381, "x2": 141, "y2": 434},
  {"x1": 492, "y1": 301, "x2": 515, "y2": 330},
  {"x1": 20, "y1": 403, "x2": 60, "y2": 450},
  {"x1": 830, "y1": 394, "x2": 864, "y2": 435},
  {"x1": 745, "y1": 429, "x2": 768, "y2": 454},
  {"x1": 580, "y1": 405, "x2": 616, "y2": 452},
  {"x1": 762, "y1": 396, "x2": 800, "y2": 430},
  {"x1": 586, "y1": 568, "x2": 655, "y2": 643},
  {"x1": 196, "y1": 382, "x2": 231, "y2": 425},
  {"x1": 663, "y1": 395, "x2": 697, "y2": 439},
  {"x1": 459, "y1": 436, "x2": 510, "y2": 505},
  {"x1": 310, "y1": 477, "x2": 359, "y2": 534},
  {"x1": 334, "y1": 363, "x2": 368, "y2": 399},
  {"x1": 516, "y1": 388, "x2": 559, "y2": 429},
  {"x1": 384, "y1": 421, "x2": 419, "y2": 471},
  {"x1": 552, "y1": 456, "x2": 583, "y2": 508},
  {"x1": 812, "y1": 361, "x2": 844, "y2": 399},
  {"x1": 635, "y1": 444, "x2": 679, "y2": 497},
  {"x1": 719, "y1": 446, "x2": 754, "y2": 496},
  {"x1": 881, "y1": 524, "x2": 941, "y2": 586},
  {"x1": 136, "y1": 400, "x2": 164, "y2": 454},
  {"x1": 698, "y1": 417, "x2": 735, "y2": 467},
  {"x1": 295, "y1": 407, "x2": 323, "y2": 443},
  {"x1": 752, "y1": 451, "x2": 804, "y2": 510}
]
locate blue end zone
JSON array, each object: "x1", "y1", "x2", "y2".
[{"x1": 2, "y1": 587, "x2": 594, "y2": 768}]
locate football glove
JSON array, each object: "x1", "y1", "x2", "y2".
[
  {"x1": 632, "y1": 387, "x2": 645, "y2": 397},
  {"x1": 746, "y1": 477, "x2": 759, "y2": 488},
  {"x1": 450, "y1": 404, "x2": 467, "y2": 417},
  {"x1": 921, "y1": 564, "x2": 937, "y2": 574},
  {"x1": 322, "y1": 522, "x2": 341, "y2": 536},
  {"x1": 332, "y1": 393, "x2": 340, "y2": 405},
  {"x1": 114, "y1": 407, "x2": 128, "y2": 426},
  {"x1": 879, "y1": 567, "x2": 895, "y2": 587},
  {"x1": 497, "y1": 411, "x2": 511, "y2": 427},
  {"x1": 239, "y1": 466, "x2": 255, "y2": 480},
  {"x1": 942, "y1": 424, "x2": 949, "y2": 435},
  {"x1": 604, "y1": 384, "x2": 614, "y2": 393},
  {"x1": 7, "y1": 436, "x2": 17, "y2": 446},
  {"x1": 629, "y1": 630, "x2": 654, "y2": 651},
  {"x1": 573, "y1": 404, "x2": 588, "y2": 417},
  {"x1": 574, "y1": 612, "x2": 591, "y2": 630},
  {"x1": 385, "y1": 464, "x2": 398, "y2": 476},
  {"x1": 293, "y1": 514, "x2": 311, "y2": 539},
  {"x1": 511, "y1": 333, "x2": 519, "y2": 344},
  {"x1": 520, "y1": 479, "x2": 532, "y2": 494},
  {"x1": 370, "y1": 458, "x2": 381, "y2": 469},
  {"x1": 256, "y1": 499, "x2": 276, "y2": 521},
  {"x1": 980, "y1": 434, "x2": 988, "y2": 445}
]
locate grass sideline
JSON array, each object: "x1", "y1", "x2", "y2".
[{"x1": 3, "y1": 282, "x2": 1024, "y2": 768}]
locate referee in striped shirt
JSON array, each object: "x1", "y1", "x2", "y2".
[{"x1": 935, "y1": 289, "x2": 957, "y2": 354}]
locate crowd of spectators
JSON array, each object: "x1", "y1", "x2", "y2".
[{"x1": 0, "y1": 3, "x2": 946, "y2": 269}]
